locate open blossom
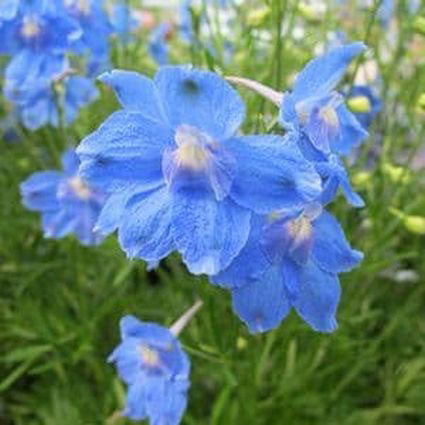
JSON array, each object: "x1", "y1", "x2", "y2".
[
  {"x1": 0, "y1": 0, "x2": 81, "y2": 86},
  {"x1": 77, "y1": 66, "x2": 322, "y2": 275},
  {"x1": 108, "y1": 315, "x2": 191, "y2": 424},
  {"x1": 213, "y1": 203, "x2": 363, "y2": 333},
  {"x1": 5, "y1": 74, "x2": 99, "y2": 130},
  {"x1": 20, "y1": 149, "x2": 105, "y2": 246}
]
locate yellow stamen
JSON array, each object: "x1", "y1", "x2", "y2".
[
  {"x1": 174, "y1": 126, "x2": 210, "y2": 171},
  {"x1": 21, "y1": 16, "x2": 40, "y2": 38},
  {"x1": 140, "y1": 345, "x2": 160, "y2": 367},
  {"x1": 68, "y1": 177, "x2": 92, "y2": 200}
]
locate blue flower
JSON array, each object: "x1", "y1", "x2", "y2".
[
  {"x1": 20, "y1": 149, "x2": 106, "y2": 246},
  {"x1": 278, "y1": 43, "x2": 368, "y2": 207},
  {"x1": 111, "y1": 1, "x2": 139, "y2": 45},
  {"x1": 213, "y1": 203, "x2": 363, "y2": 333},
  {"x1": 108, "y1": 315, "x2": 190, "y2": 424},
  {"x1": 347, "y1": 85, "x2": 381, "y2": 130},
  {"x1": 0, "y1": 0, "x2": 81, "y2": 86},
  {"x1": 77, "y1": 66, "x2": 322, "y2": 275},
  {"x1": 64, "y1": 0, "x2": 113, "y2": 74},
  {"x1": 5, "y1": 73, "x2": 99, "y2": 130},
  {"x1": 149, "y1": 22, "x2": 172, "y2": 66}
]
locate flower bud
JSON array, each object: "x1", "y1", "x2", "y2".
[
  {"x1": 246, "y1": 7, "x2": 270, "y2": 27},
  {"x1": 347, "y1": 95, "x2": 372, "y2": 114},
  {"x1": 413, "y1": 16, "x2": 425, "y2": 36},
  {"x1": 382, "y1": 163, "x2": 411, "y2": 184},
  {"x1": 404, "y1": 216, "x2": 425, "y2": 235},
  {"x1": 352, "y1": 171, "x2": 371, "y2": 188},
  {"x1": 418, "y1": 93, "x2": 425, "y2": 111}
]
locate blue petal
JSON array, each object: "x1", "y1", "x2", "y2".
[
  {"x1": 61, "y1": 149, "x2": 80, "y2": 176},
  {"x1": 154, "y1": 66, "x2": 245, "y2": 140},
  {"x1": 292, "y1": 42, "x2": 366, "y2": 101},
  {"x1": 118, "y1": 186, "x2": 174, "y2": 262},
  {"x1": 42, "y1": 209, "x2": 77, "y2": 239},
  {"x1": 77, "y1": 111, "x2": 172, "y2": 192},
  {"x1": 282, "y1": 260, "x2": 340, "y2": 332},
  {"x1": 95, "y1": 184, "x2": 139, "y2": 235},
  {"x1": 119, "y1": 316, "x2": 175, "y2": 348},
  {"x1": 333, "y1": 103, "x2": 368, "y2": 155},
  {"x1": 212, "y1": 214, "x2": 270, "y2": 288},
  {"x1": 171, "y1": 188, "x2": 251, "y2": 275},
  {"x1": 20, "y1": 171, "x2": 62, "y2": 211},
  {"x1": 227, "y1": 134, "x2": 322, "y2": 214},
  {"x1": 312, "y1": 211, "x2": 363, "y2": 273},
  {"x1": 99, "y1": 70, "x2": 166, "y2": 122},
  {"x1": 0, "y1": 0, "x2": 19, "y2": 19},
  {"x1": 145, "y1": 377, "x2": 189, "y2": 425},
  {"x1": 124, "y1": 377, "x2": 149, "y2": 420},
  {"x1": 231, "y1": 265, "x2": 290, "y2": 333},
  {"x1": 72, "y1": 200, "x2": 104, "y2": 246}
]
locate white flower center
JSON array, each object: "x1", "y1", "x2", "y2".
[
  {"x1": 319, "y1": 105, "x2": 339, "y2": 130},
  {"x1": 21, "y1": 16, "x2": 40, "y2": 38},
  {"x1": 139, "y1": 345, "x2": 160, "y2": 367},
  {"x1": 174, "y1": 125, "x2": 210, "y2": 171},
  {"x1": 64, "y1": 0, "x2": 90, "y2": 15},
  {"x1": 68, "y1": 177, "x2": 92, "y2": 200}
]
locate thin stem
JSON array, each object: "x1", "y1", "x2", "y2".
[{"x1": 170, "y1": 299, "x2": 203, "y2": 336}]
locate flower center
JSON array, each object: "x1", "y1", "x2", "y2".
[
  {"x1": 21, "y1": 16, "x2": 40, "y2": 38},
  {"x1": 174, "y1": 125, "x2": 210, "y2": 171},
  {"x1": 68, "y1": 176, "x2": 92, "y2": 200},
  {"x1": 288, "y1": 215, "x2": 313, "y2": 242},
  {"x1": 139, "y1": 345, "x2": 160, "y2": 367},
  {"x1": 319, "y1": 105, "x2": 339, "y2": 130},
  {"x1": 64, "y1": 0, "x2": 90, "y2": 15}
]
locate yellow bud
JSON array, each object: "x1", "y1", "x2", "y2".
[
  {"x1": 347, "y1": 95, "x2": 372, "y2": 114},
  {"x1": 236, "y1": 336, "x2": 248, "y2": 351},
  {"x1": 297, "y1": 2, "x2": 323, "y2": 23},
  {"x1": 418, "y1": 93, "x2": 425, "y2": 111},
  {"x1": 413, "y1": 16, "x2": 425, "y2": 36},
  {"x1": 404, "y1": 216, "x2": 425, "y2": 235},
  {"x1": 382, "y1": 163, "x2": 411, "y2": 184},
  {"x1": 246, "y1": 7, "x2": 271, "y2": 27},
  {"x1": 352, "y1": 171, "x2": 371, "y2": 188}
]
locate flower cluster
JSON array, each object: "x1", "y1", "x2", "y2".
[
  {"x1": 0, "y1": 0, "x2": 141, "y2": 130},
  {"x1": 74, "y1": 42, "x2": 365, "y2": 335}
]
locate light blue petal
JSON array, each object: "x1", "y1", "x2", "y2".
[
  {"x1": 146, "y1": 377, "x2": 189, "y2": 425},
  {"x1": 0, "y1": 0, "x2": 19, "y2": 19},
  {"x1": 292, "y1": 43, "x2": 366, "y2": 101},
  {"x1": 20, "y1": 171, "x2": 62, "y2": 211},
  {"x1": 124, "y1": 374, "x2": 149, "y2": 419},
  {"x1": 99, "y1": 70, "x2": 167, "y2": 122},
  {"x1": 171, "y1": 188, "x2": 251, "y2": 275},
  {"x1": 61, "y1": 149, "x2": 80, "y2": 176},
  {"x1": 282, "y1": 260, "x2": 340, "y2": 332},
  {"x1": 231, "y1": 265, "x2": 291, "y2": 333},
  {"x1": 77, "y1": 111, "x2": 172, "y2": 192},
  {"x1": 333, "y1": 103, "x2": 368, "y2": 155},
  {"x1": 154, "y1": 66, "x2": 245, "y2": 140},
  {"x1": 312, "y1": 211, "x2": 363, "y2": 273},
  {"x1": 118, "y1": 186, "x2": 174, "y2": 262},
  {"x1": 227, "y1": 134, "x2": 322, "y2": 214},
  {"x1": 107, "y1": 337, "x2": 142, "y2": 384},
  {"x1": 212, "y1": 214, "x2": 270, "y2": 288}
]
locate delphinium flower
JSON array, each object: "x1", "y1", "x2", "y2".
[
  {"x1": 346, "y1": 85, "x2": 381, "y2": 130},
  {"x1": 4, "y1": 70, "x2": 99, "y2": 130},
  {"x1": 0, "y1": 0, "x2": 81, "y2": 87},
  {"x1": 212, "y1": 203, "x2": 363, "y2": 333},
  {"x1": 228, "y1": 43, "x2": 368, "y2": 207},
  {"x1": 110, "y1": 0, "x2": 140, "y2": 45},
  {"x1": 20, "y1": 149, "x2": 105, "y2": 245},
  {"x1": 148, "y1": 22, "x2": 173, "y2": 66},
  {"x1": 64, "y1": 0, "x2": 113, "y2": 76},
  {"x1": 108, "y1": 301, "x2": 202, "y2": 424},
  {"x1": 76, "y1": 66, "x2": 322, "y2": 275}
]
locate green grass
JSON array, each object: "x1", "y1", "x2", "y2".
[{"x1": 1, "y1": 0, "x2": 425, "y2": 424}]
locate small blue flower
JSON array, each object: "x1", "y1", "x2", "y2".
[
  {"x1": 5, "y1": 73, "x2": 99, "y2": 130},
  {"x1": 347, "y1": 85, "x2": 381, "y2": 130},
  {"x1": 20, "y1": 149, "x2": 105, "y2": 246},
  {"x1": 111, "y1": 1, "x2": 139, "y2": 45},
  {"x1": 213, "y1": 203, "x2": 363, "y2": 333},
  {"x1": 148, "y1": 22, "x2": 172, "y2": 66},
  {"x1": 64, "y1": 0, "x2": 113, "y2": 74},
  {"x1": 0, "y1": 0, "x2": 81, "y2": 86},
  {"x1": 77, "y1": 66, "x2": 322, "y2": 275},
  {"x1": 108, "y1": 315, "x2": 190, "y2": 424}
]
